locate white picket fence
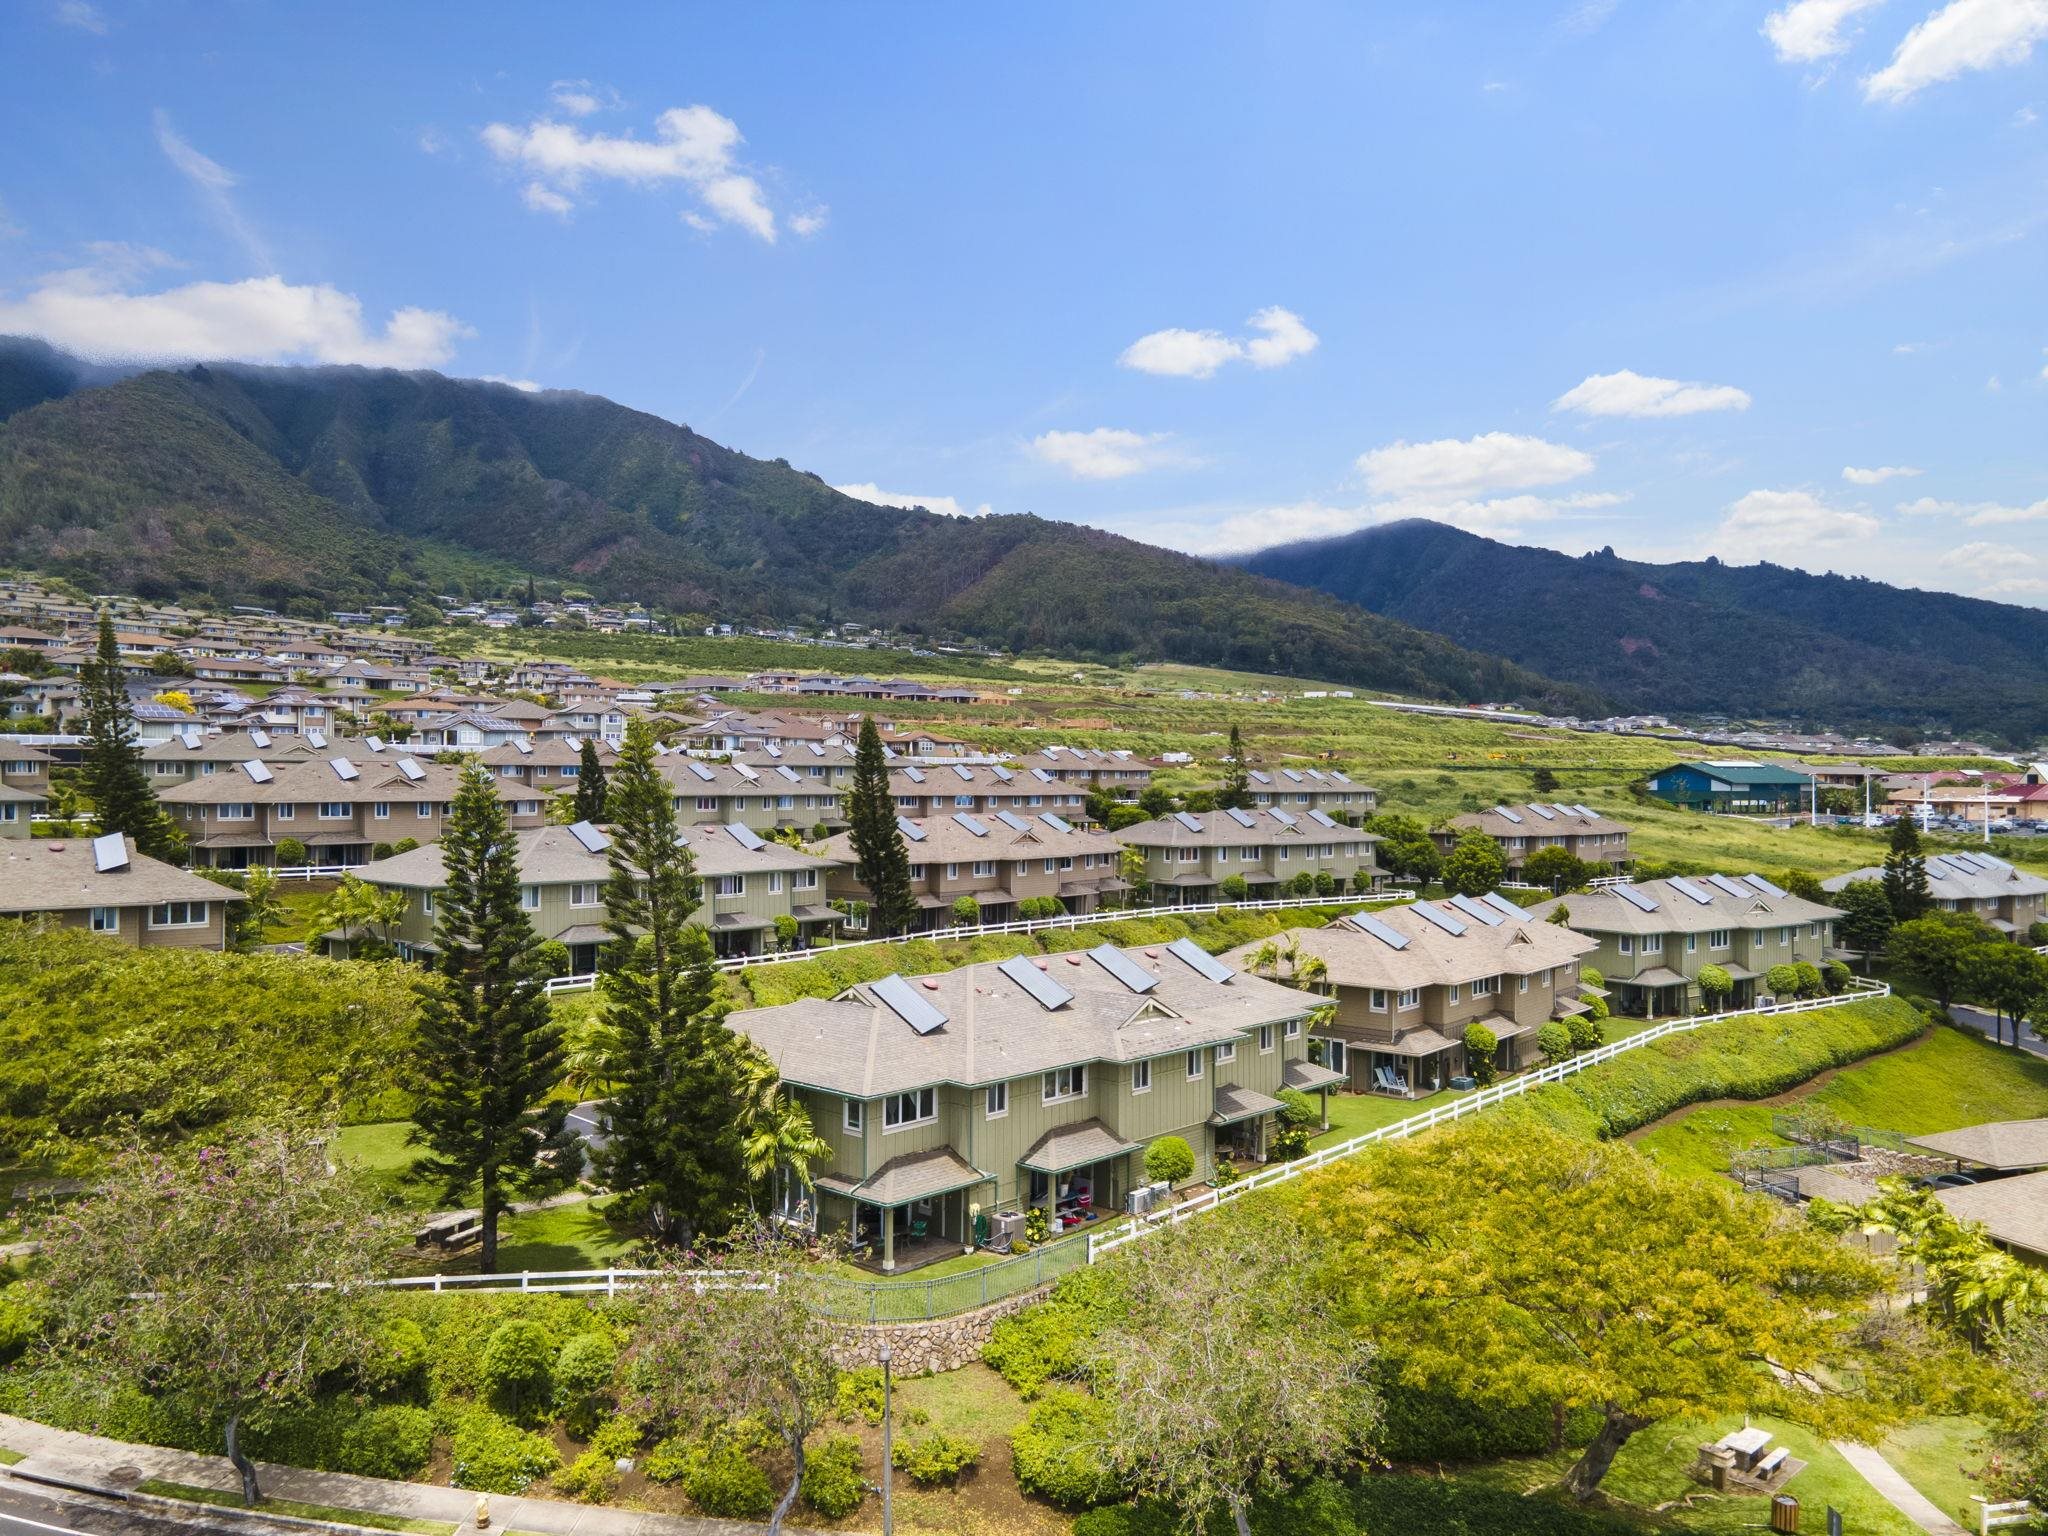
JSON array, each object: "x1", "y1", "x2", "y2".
[
  {"x1": 541, "y1": 888, "x2": 1418, "y2": 994},
  {"x1": 1086, "y1": 977, "x2": 1893, "y2": 1260},
  {"x1": 1971, "y1": 1496, "x2": 2036, "y2": 1534}
]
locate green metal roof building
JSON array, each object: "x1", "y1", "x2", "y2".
[{"x1": 1644, "y1": 760, "x2": 1812, "y2": 814}]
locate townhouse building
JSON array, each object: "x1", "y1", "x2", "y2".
[
  {"x1": 818, "y1": 811, "x2": 1129, "y2": 927},
  {"x1": 658, "y1": 754, "x2": 850, "y2": 834},
  {"x1": 478, "y1": 737, "x2": 618, "y2": 792},
  {"x1": 160, "y1": 749, "x2": 545, "y2": 869},
  {"x1": 1435, "y1": 802, "x2": 1631, "y2": 877},
  {"x1": 0, "y1": 833, "x2": 241, "y2": 950},
  {"x1": 0, "y1": 740, "x2": 53, "y2": 835},
  {"x1": 1527, "y1": 874, "x2": 1842, "y2": 1015},
  {"x1": 888, "y1": 763, "x2": 1090, "y2": 823},
  {"x1": 732, "y1": 939, "x2": 1334, "y2": 1269},
  {"x1": 355, "y1": 819, "x2": 841, "y2": 965},
  {"x1": 1221, "y1": 896, "x2": 1597, "y2": 1095},
  {"x1": 141, "y1": 727, "x2": 330, "y2": 786},
  {"x1": 400, "y1": 710, "x2": 533, "y2": 751},
  {"x1": 1822, "y1": 851, "x2": 2048, "y2": 939},
  {"x1": 1011, "y1": 746, "x2": 1152, "y2": 801},
  {"x1": 1114, "y1": 808, "x2": 1380, "y2": 903},
  {"x1": 1243, "y1": 767, "x2": 1377, "y2": 820}
]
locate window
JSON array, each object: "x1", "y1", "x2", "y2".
[
  {"x1": 1709, "y1": 929, "x2": 1730, "y2": 950},
  {"x1": 1043, "y1": 1065, "x2": 1087, "y2": 1102},
  {"x1": 985, "y1": 1081, "x2": 1008, "y2": 1118},
  {"x1": 1518, "y1": 974, "x2": 1529, "y2": 993},
  {"x1": 1642, "y1": 933, "x2": 1663, "y2": 953},
  {"x1": 882, "y1": 1087, "x2": 936, "y2": 1129},
  {"x1": 945, "y1": 862, "x2": 960, "y2": 879},
  {"x1": 1043, "y1": 858, "x2": 1056, "y2": 874},
  {"x1": 1217, "y1": 1040, "x2": 1237, "y2": 1064},
  {"x1": 274, "y1": 803, "x2": 295, "y2": 820},
  {"x1": 521, "y1": 885, "x2": 540, "y2": 910},
  {"x1": 1397, "y1": 988, "x2": 1420, "y2": 1010},
  {"x1": 148, "y1": 901, "x2": 207, "y2": 928},
  {"x1": 768, "y1": 871, "x2": 784, "y2": 894},
  {"x1": 1686, "y1": 933, "x2": 1698, "y2": 953},
  {"x1": 423, "y1": 891, "x2": 435, "y2": 915},
  {"x1": 217, "y1": 802, "x2": 254, "y2": 821},
  {"x1": 1779, "y1": 926, "x2": 1793, "y2": 944},
  {"x1": 973, "y1": 860, "x2": 996, "y2": 878},
  {"x1": 1277, "y1": 845, "x2": 1292, "y2": 861},
  {"x1": 1369, "y1": 988, "x2": 1388, "y2": 1011},
  {"x1": 569, "y1": 883, "x2": 598, "y2": 907},
  {"x1": 89, "y1": 906, "x2": 119, "y2": 933},
  {"x1": 909, "y1": 864, "x2": 926, "y2": 881},
  {"x1": 1448, "y1": 983, "x2": 1462, "y2": 1003},
  {"x1": 318, "y1": 801, "x2": 350, "y2": 819},
  {"x1": 1258, "y1": 1024, "x2": 1274, "y2": 1053},
  {"x1": 1617, "y1": 936, "x2": 1634, "y2": 955},
  {"x1": 1470, "y1": 976, "x2": 1498, "y2": 997},
  {"x1": 1131, "y1": 1058, "x2": 1151, "y2": 1093},
  {"x1": 1185, "y1": 1049, "x2": 1204, "y2": 1080},
  {"x1": 715, "y1": 875, "x2": 744, "y2": 897},
  {"x1": 417, "y1": 801, "x2": 434, "y2": 819},
  {"x1": 954, "y1": 794, "x2": 974, "y2": 807},
  {"x1": 844, "y1": 1099, "x2": 864, "y2": 1134},
  {"x1": 1178, "y1": 848, "x2": 1199, "y2": 863},
  {"x1": 1285, "y1": 1016, "x2": 1301, "y2": 1039},
  {"x1": 696, "y1": 797, "x2": 719, "y2": 812},
  {"x1": 1058, "y1": 857, "x2": 1074, "y2": 872}
]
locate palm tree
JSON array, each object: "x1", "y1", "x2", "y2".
[
  {"x1": 734, "y1": 1054, "x2": 830, "y2": 1216},
  {"x1": 1248, "y1": 941, "x2": 1281, "y2": 978},
  {"x1": 1296, "y1": 954, "x2": 1329, "y2": 996}
]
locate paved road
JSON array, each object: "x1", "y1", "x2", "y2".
[
  {"x1": 1951, "y1": 1004, "x2": 2047, "y2": 1060},
  {"x1": 0, "y1": 1479, "x2": 296, "y2": 1536},
  {"x1": 566, "y1": 1100, "x2": 610, "y2": 1155}
]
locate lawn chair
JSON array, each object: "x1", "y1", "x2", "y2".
[{"x1": 1373, "y1": 1065, "x2": 1407, "y2": 1096}]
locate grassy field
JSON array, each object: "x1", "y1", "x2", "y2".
[
  {"x1": 333, "y1": 1120, "x2": 441, "y2": 1209},
  {"x1": 1879, "y1": 1417, "x2": 2012, "y2": 1534},
  {"x1": 137, "y1": 1479, "x2": 456, "y2": 1535},
  {"x1": 1633, "y1": 1023, "x2": 2048, "y2": 1178}
]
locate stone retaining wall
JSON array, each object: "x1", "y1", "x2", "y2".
[{"x1": 827, "y1": 1283, "x2": 1054, "y2": 1374}]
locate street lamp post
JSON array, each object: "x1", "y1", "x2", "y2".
[{"x1": 879, "y1": 1340, "x2": 894, "y2": 1535}]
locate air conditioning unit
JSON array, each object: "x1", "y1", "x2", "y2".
[
  {"x1": 1126, "y1": 1181, "x2": 1171, "y2": 1217},
  {"x1": 989, "y1": 1210, "x2": 1029, "y2": 1248}
]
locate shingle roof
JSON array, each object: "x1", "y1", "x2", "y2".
[
  {"x1": 818, "y1": 1147, "x2": 990, "y2": 1207},
  {"x1": 1210, "y1": 1083, "x2": 1285, "y2": 1125},
  {"x1": 0, "y1": 836, "x2": 243, "y2": 913},
  {"x1": 1018, "y1": 1119, "x2": 1139, "y2": 1174},
  {"x1": 819, "y1": 814, "x2": 1123, "y2": 866},
  {"x1": 1217, "y1": 899, "x2": 1593, "y2": 992},
  {"x1": 1821, "y1": 853, "x2": 2048, "y2": 901},
  {"x1": 363, "y1": 821, "x2": 839, "y2": 890},
  {"x1": 1527, "y1": 877, "x2": 1843, "y2": 936},
  {"x1": 1935, "y1": 1170, "x2": 2048, "y2": 1258},
  {"x1": 1447, "y1": 804, "x2": 1629, "y2": 837},
  {"x1": 1908, "y1": 1119, "x2": 2048, "y2": 1170},
  {"x1": 1113, "y1": 810, "x2": 1378, "y2": 851}
]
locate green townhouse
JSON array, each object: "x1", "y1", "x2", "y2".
[
  {"x1": 1527, "y1": 873, "x2": 1842, "y2": 1016},
  {"x1": 1114, "y1": 807, "x2": 1380, "y2": 903},
  {"x1": 730, "y1": 939, "x2": 1339, "y2": 1272},
  {"x1": 1822, "y1": 850, "x2": 2048, "y2": 940},
  {"x1": 350, "y1": 819, "x2": 842, "y2": 966},
  {"x1": 657, "y1": 753, "x2": 853, "y2": 835},
  {"x1": 1643, "y1": 760, "x2": 1814, "y2": 815}
]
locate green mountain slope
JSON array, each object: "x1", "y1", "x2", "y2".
[
  {"x1": 0, "y1": 347, "x2": 1599, "y2": 711},
  {"x1": 1234, "y1": 519, "x2": 2048, "y2": 742}
]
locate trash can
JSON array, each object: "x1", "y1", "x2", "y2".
[{"x1": 1770, "y1": 1494, "x2": 1799, "y2": 1533}]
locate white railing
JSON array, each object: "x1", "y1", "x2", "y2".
[
  {"x1": 1086, "y1": 977, "x2": 1892, "y2": 1260},
  {"x1": 1972, "y1": 1497, "x2": 2035, "y2": 1534},
  {"x1": 540, "y1": 888, "x2": 1418, "y2": 994}
]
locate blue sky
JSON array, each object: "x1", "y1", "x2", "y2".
[{"x1": 2, "y1": 1, "x2": 2045, "y2": 602}]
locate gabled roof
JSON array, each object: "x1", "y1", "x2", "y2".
[
  {"x1": 0, "y1": 835, "x2": 243, "y2": 913},
  {"x1": 1908, "y1": 1119, "x2": 2048, "y2": 1170},
  {"x1": 1528, "y1": 877, "x2": 1843, "y2": 935},
  {"x1": 1218, "y1": 897, "x2": 1594, "y2": 990},
  {"x1": 1658, "y1": 760, "x2": 1813, "y2": 788}
]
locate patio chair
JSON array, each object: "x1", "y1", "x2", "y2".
[{"x1": 1373, "y1": 1065, "x2": 1407, "y2": 1095}]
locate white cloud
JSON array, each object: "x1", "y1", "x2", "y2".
[
  {"x1": 1863, "y1": 0, "x2": 2048, "y2": 103},
  {"x1": 480, "y1": 104, "x2": 783, "y2": 241},
  {"x1": 0, "y1": 259, "x2": 470, "y2": 368},
  {"x1": 1563, "y1": 0, "x2": 1623, "y2": 33},
  {"x1": 1842, "y1": 463, "x2": 1922, "y2": 483},
  {"x1": 549, "y1": 80, "x2": 621, "y2": 117},
  {"x1": 1939, "y1": 540, "x2": 2037, "y2": 580},
  {"x1": 154, "y1": 110, "x2": 273, "y2": 272},
  {"x1": 1118, "y1": 306, "x2": 1318, "y2": 378},
  {"x1": 1763, "y1": 0, "x2": 1886, "y2": 62},
  {"x1": 2017, "y1": 103, "x2": 2041, "y2": 122},
  {"x1": 1144, "y1": 489, "x2": 1627, "y2": 556},
  {"x1": 790, "y1": 206, "x2": 829, "y2": 238},
  {"x1": 1356, "y1": 431, "x2": 1595, "y2": 498},
  {"x1": 1030, "y1": 428, "x2": 1180, "y2": 480},
  {"x1": 53, "y1": 0, "x2": 106, "y2": 33},
  {"x1": 1988, "y1": 374, "x2": 2005, "y2": 390},
  {"x1": 480, "y1": 374, "x2": 541, "y2": 392},
  {"x1": 834, "y1": 482, "x2": 991, "y2": 519},
  {"x1": 1552, "y1": 369, "x2": 1752, "y2": 417},
  {"x1": 1900, "y1": 493, "x2": 2048, "y2": 524},
  {"x1": 1716, "y1": 488, "x2": 1880, "y2": 547}
]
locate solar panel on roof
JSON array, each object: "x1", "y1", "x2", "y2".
[
  {"x1": 1527, "y1": 803, "x2": 1557, "y2": 820},
  {"x1": 1572, "y1": 804, "x2": 1598, "y2": 818},
  {"x1": 1166, "y1": 935, "x2": 1236, "y2": 983},
  {"x1": 733, "y1": 763, "x2": 760, "y2": 782},
  {"x1": 1745, "y1": 873, "x2": 1787, "y2": 899},
  {"x1": 951, "y1": 764, "x2": 975, "y2": 782},
  {"x1": 91, "y1": 832, "x2": 128, "y2": 873},
  {"x1": 1447, "y1": 893, "x2": 1504, "y2": 926},
  {"x1": 953, "y1": 812, "x2": 989, "y2": 837},
  {"x1": 903, "y1": 765, "x2": 926, "y2": 783},
  {"x1": 1250, "y1": 770, "x2": 1271, "y2": 785},
  {"x1": 1031, "y1": 768, "x2": 1055, "y2": 783},
  {"x1": 1480, "y1": 891, "x2": 1531, "y2": 922},
  {"x1": 1039, "y1": 812, "x2": 1074, "y2": 833},
  {"x1": 1705, "y1": 873, "x2": 1751, "y2": 899},
  {"x1": 242, "y1": 759, "x2": 273, "y2": 783},
  {"x1": 725, "y1": 822, "x2": 766, "y2": 851},
  {"x1": 995, "y1": 809, "x2": 1032, "y2": 832},
  {"x1": 1269, "y1": 808, "x2": 1297, "y2": 827},
  {"x1": 1172, "y1": 811, "x2": 1203, "y2": 832},
  {"x1": 366, "y1": 735, "x2": 385, "y2": 752},
  {"x1": 1347, "y1": 910, "x2": 1411, "y2": 948},
  {"x1": 776, "y1": 765, "x2": 800, "y2": 782},
  {"x1": 687, "y1": 760, "x2": 715, "y2": 782},
  {"x1": 512, "y1": 737, "x2": 532, "y2": 755},
  {"x1": 1333, "y1": 770, "x2": 1352, "y2": 782},
  {"x1": 1308, "y1": 809, "x2": 1337, "y2": 828},
  {"x1": 992, "y1": 765, "x2": 1014, "y2": 782},
  {"x1": 1494, "y1": 806, "x2": 1523, "y2": 824},
  {"x1": 1090, "y1": 943, "x2": 1160, "y2": 993},
  {"x1": 871, "y1": 973, "x2": 949, "y2": 1033},
  {"x1": 1614, "y1": 883, "x2": 1660, "y2": 912},
  {"x1": 306, "y1": 730, "x2": 327, "y2": 749},
  {"x1": 807, "y1": 743, "x2": 825, "y2": 757},
  {"x1": 331, "y1": 756, "x2": 359, "y2": 782},
  {"x1": 568, "y1": 820, "x2": 610, "y2": 853},
  {"x1": 250, "y1": 730, "x2": 270, "y2": 748},
  {"x1": 1281, "y1": 769, "x2": 1303, "y2": 783},
  {"x1": 999, "y1": 954, "x2": 1074, "y2": 1010},
  {"x1": 1415, "y1": 902, "x2": 1468, "y2": 936},
  {"x1": 1667, "y1": 876, "x2": 1713, "y2": 905},
  {"x1": 897, "y1": 817, "x2": 926, "y2": 841},
  {"x1": 397, "y1": 758, "x2": 425, "y2": 782},
  {"x1": 1226, "y1": 807, "x2": 1256, "y2": 827},
  {"x1": 181, "y1": 729, "x2": 202, "y2": 749}
]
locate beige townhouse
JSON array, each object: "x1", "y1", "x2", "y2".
[
  {"x1": 1011, "y1": 747, "x2": 1153, "y2": 802},
  {"x1": 1221, "y1": 895, "x2": 1598, "y2": 1096},
  {"x1": 141, "y1": 727, "x2": 329, "y2": 786},
  {"x1": 1435, "y1": 802, "x2": 1632, "y2": 877},
  {"x1": 0, "y1": 740, "x2": 53, "y2": 836},
  {"x1": 1528, "y1": 873, "x2": 1842, "y2": 1016},
  {"x1": 1822, "y1": 851, "x2": 2048, "y2": 940},
  {"x1": 1114, "y1": 808, "x2": 1380, "y2": 903},
  {"x1": 818, "y1": 810, "x2": 1129, "y2": 928},
  {"x1": 889, "y1": 763, "x2": 1091, "y2": 823},
  {"x1": 657, "y1": 753, "x2": 850, "y2": 835},
  {"x1": 1244, "y1": 767, "x2": 1377, "y2": 821},
  {"x1": 0, "y1": 833, "x2": 241, "y2": 950},
  {"x1": 478, "y1": 737, "x2": 618, "y2": 793}
]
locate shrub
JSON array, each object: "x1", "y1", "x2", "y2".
[
  {"x1": 371, "y1": 842, "x2": 395, "y2": 861},
  {"x1": 479, "y1": 1320, "x2": 554, "y2": 1420},
  {"x1": 683, "y1": 1443, "x2": 775, "y2": 1519},
  {"x1": 982, "y1": 1303, "x2": 1089, "y2": 1397},
  {"x1": 1376, "y1": 1377, "x2": 1598, "y2": 1462},
  {"x1": 1011, "y1": 1387, "x2": 1120, "y2": 1508},
  {"x1": 336, "y1": 1404, "x2": 435, "y2": 1481},
  {"x1": 1765, "y1": 963, "x2": 1801, "y2": 998},
  {"x1": 357, "y1": 1316, "x2": 431, "y2": 1400},
  {"x1": 1277, "y1": 1088, "x2": 1319, "y2": 1128},
  {"x1": 1142, "y1": 1134, "x2": 1195, "y2": 1186},
  {"x1": 1463, "y1": 1022, "x2": 1499, "y2": 1086},
  {"x1": 0, "y1": 1291, "x2": 45, "y2": 1365},
  {"x1": 554, "y1": 1449, "x2": 618, "y2": 1502},
  {"x1": 1697, "y1": 963, "x2": 1733, "y2": 1006},
  {"x1": 1219, "y1": 874, "x2": 1250, "y2": 902},
  {"x1": 274, "y1": 836, "x2": 308, "y2": 868},
  {"x1": 833, "y1": 1366, "x2": 885, "y2": 1425},
  {"x1": 1584, "y1": 992, "x2": 1610, "y2": 1022},
  {"x1": 1536, "y1": 1022, "x2": 1573, "y2": 1065},
  {"x1": 951, "y1": 895, "x2": 982, "y2": 926},
  {"x1": 535, "y1": 939, "x2": 572, "y2": 979},
  {"x1": 392, "y1": 837, "x2": 419, "y2": 854},
  {"x1": 892, "y1": 1429, "x2": 980, "y2": 1485},
  {"x1": 1024, "y1": 1206, "x2": 1052, "y2": 1244},
  {"x1": 641, "y1": 1435, "x2": 695, "y2": 1483},
  {"x1": 1793, "y1": 962, "x2": 1823, "y2": 998},
  {"x1": 1823, "y1": 959, "x2": 1853, "y2": 994},
  {"x1": 2031, "y1": 920, "x2": 2048, "y2": 948},
  {"x1": 554, "y1": 1330, "x2": 617, "y2": 1435},
  {"x1": 1314, "y1": 870, "x2": 1338, "y2": 897},
  {"x1": 587, "y1": 1415, "x2": 643, "y2": 1461},
  {"x1": 1566, "y1": 1012, "x2": 1604, "y2": 1052},
  {"x1": 450, "y1": 1409, "x2": 561, "y2": 1493},
  {"x1": 1350, "y1": 1474, "x2": 1643, "y2": 1535},
  {"x1": 1581, "y1": 966, "x2": 1605, "y2": 990},
  {"x1": 1271, "y1": 1123, "x2": 1312, "y2": 1160},
  {"x1": 802, "y1": 1434, "x2": 865, "y2": 1517},
  {"x1": 772, "y1": 914, "x2": 799, "y2": 950}
]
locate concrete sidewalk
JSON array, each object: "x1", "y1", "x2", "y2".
[
  {"x1": 0, "y1": 1416, "x2": 817, "y2": 1536},
  {"x1": 1833, "y1": 1440, "x2": 1969, "y2": 1536}
]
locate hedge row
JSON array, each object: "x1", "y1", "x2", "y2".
[
  {"x1": 1072, "y1": 1474, "x2": 1645, "y2": 1536},
  {"x1": 1503, "y1": 994, "x2": 1932, "y2": 1141}
]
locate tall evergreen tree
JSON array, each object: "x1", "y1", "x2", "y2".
[
  {"x1": 594, "y1": 719, "x2": 756, "y2": 1242},
  {"x1": 78, "y1": 610, "x2": 178, "y2": 860},
  {"x1": 572, "y1": 738, "x2": 609, "y2": 824},
  {"x1": 1216, "y1": 724, "x2": 1254, "y2": 810},
  {"x1": 844, "y1": 716, "x2": 918, "y2": 936},
  {"x1": 411, "y1": 760, "x2": 572, "y2": 1273},
  {"x1": 1881, "y1": 814, "x2": 1933, "y2": 921}
]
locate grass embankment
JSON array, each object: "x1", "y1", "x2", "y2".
[
  {"x1": 1635, "y1": 1022, "x2": 2048, "y2": 1179},
  {"x1": 137, "y1": 1479, "x2": 456, "y2": 1535},
  {"x1": 0, "y1": 1446, "x2": 22, "y2": 1465}
]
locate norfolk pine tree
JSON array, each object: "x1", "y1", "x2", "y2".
[
  {"x1": 411, "y1": 760, "x2": 573, "y2": 1273},
  {"x1": 1882, "y1": 814, "x2": 1934, "y2": 921},
  {"x1": 572, "y1": 737, "x2": 609, "y2": 824},
  {"x1": 1216, "y1": 724, "x2": 1254, "y2": 811},
  {"x1": 594, "y1": 719, "x2": 755, "y2": 1242},
  {"x1": 79, "y1": 610, "x2": 178, "y2": 860},
  {"x1": 845, "y1": 716, "x2": 918, "y2": 936}
]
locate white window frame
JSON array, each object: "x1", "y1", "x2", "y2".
[
  {"x1": 89, "y1": 906, "x2": 120, "y2": 933},
  {"x1": 372, "y1": 801, "x2": 390, "y2": 820},
  {"x1": 1617, "y1": 936, "x2": 1634, "y2": 956},
  {"x1": 1397, "y1": 988, "x2": 1420, "y2": 1010},
  {"x1": 1042, "y1": 1065, "x2": 1087, "y2": 1103},
  {"x1": 1258, "y1": 1024, "x2": 1274, "y2": 1053},
  {"x1": 318, "y1": 801, "x2": 350, "y2": 820},
  {"x1": 148, "y1": 901, "x2": 207, "y2": 929},
  {"x1": 1709, "y1": 929, "x2": 1731, "y2": 950},
  {"x1": 985, "y1": 1081, "x2": 1008, "y2": 1119},
  {"x1": 882, "y1": 1087, "x2": 936, "y2": 1131},
  {"x1": 1284, "y1": 1016, "x2": 1301, "y2": 1039},
  {"x1": 973, "y1": 860, "x2": 996, "y2": 878},
  {"x1": 1131, "y1": 1058, "x2": 1151, "y2": 1094},
  {"x1": 521, "y1": 885, "x2": 541, "y2": 911},
  {"x1": 844, "y1": 1099, "x2": 864, "y2": 1134},
  {"x1": 1185, "y1": 1049, "x2": 1204, "y2": 1080},
  {"x1": 715, "y1": 874, "x2": 744, "y2": 897},
  {"x1": 569, "y1": 883, "x2": 598, "y2": 907},
  {"x1": 274, "y1": 803, "x2": 295, "y2": 820},
  {"x1": 1369, "y1": 988, "x2": 1388, "y2": 1011}
]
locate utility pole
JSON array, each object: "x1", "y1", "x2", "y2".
[{"x1": 879, "y1": 1340, "x2": 895, "y2": 1535}]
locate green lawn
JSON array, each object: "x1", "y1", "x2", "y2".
[
  {"x1": 894, "y1": 1361, "x2": 1032, "y2": 1443},
  {"x1": 487, "y1": 1195, "x2": 634, "y2": 1273},
  {"x1": 332, "y1": 1121, "x2": 442, "y2": 1210},
  {"x1": 1634, "y1": 1023, "x2": 2048, "y2": 1179},
  {"x1": 0, "y1": 1447, "x2": 23, "y2": 1466},
  {"x1": 1310, "y1": 1087, "x2": 1468, "y2": 1148},
  {"x1": 1879, "y1": 1417, "x2": 2017, "y2": 1534},
  {"x1": 261, "y1": 882, "x2": 335, "y2": 945},
  {"x1": 137, "y1": 1479, "x2": 455, "y2": 1536}
]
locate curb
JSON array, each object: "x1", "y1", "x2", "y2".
[{"x1": 1, "y1": 1461, "x2": 441, "y2": 1536}]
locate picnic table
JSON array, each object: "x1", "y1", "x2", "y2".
[{"x1": 1721, "y1": 1427, "x2": 1772, "y2": 1469}]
